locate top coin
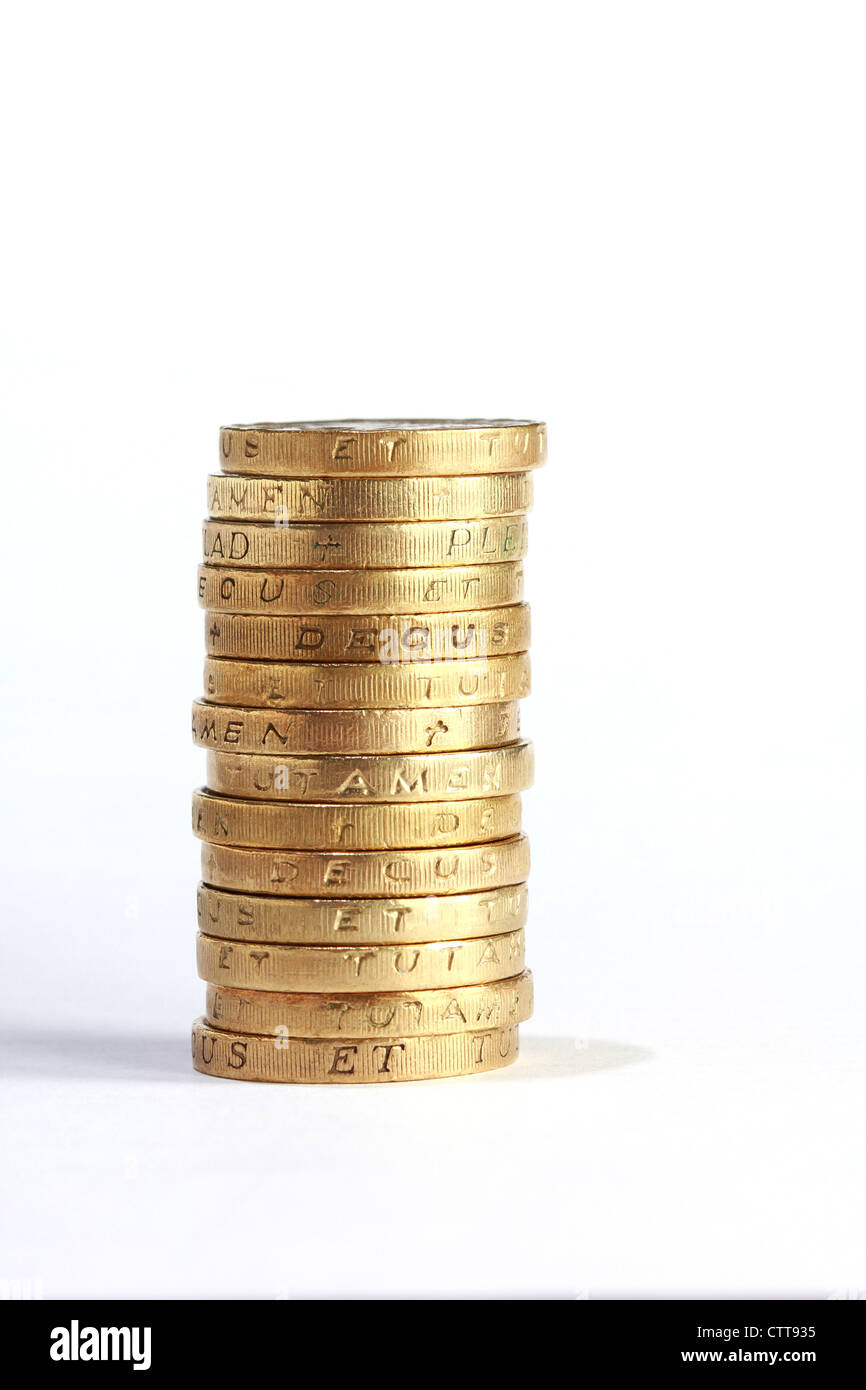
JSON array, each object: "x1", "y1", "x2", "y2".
[{"x1": 219, "y1": 420, "x2": 547, "y2": 477}]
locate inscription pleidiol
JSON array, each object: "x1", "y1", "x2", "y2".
[{"x1": 201, "y1": 517, "x2": 528, "y2": 569}]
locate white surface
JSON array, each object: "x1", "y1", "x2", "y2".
[{"x1": 2, "y1": 1, "x2": 864, "y2": 1299}]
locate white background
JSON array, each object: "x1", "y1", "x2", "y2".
[{"x1": 2, "y1": 1, "x2": 864, "y2": 1299}]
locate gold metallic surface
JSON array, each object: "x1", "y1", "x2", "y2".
[
  {"x1": 197, "y1": 927, "x2": 525, "y2": 992},
  {"x1": 196, "y1": 882, "x2": 529, "y2": 944},
  {"x1": 208, "y1": 471, "x2": 534, "y2": 522},
  {"x1": 196, "y1": 561, "x2": 524, "y2": 614},
  {"x1": 203, "y1": 742, "x2": 534, "y2": 802},
  {"x1": 192, "y1": 790, "x2": 522, "y2": 850},
  {"x1": 192, "y1": 1017, "x2": 521, "y2": 1082},
  {"x1": 201, "y1": 834, "x2": 530, "y2": 897},
  {"x1": 204, "y1": 603, "x2": 530, "y2": 661},
  {"x1": 202, "y1": 517, "x2": 528, "y2": 569},
  {"x1": 204, "y1": 972, "x2": 533, "y2": 1037},
  {"x1": 218, "y1": 419, "x2": 546, "y2": 478},
  {"x1": 192, "y1": 417, "x2": 543, "y2": 1084},
  {"x1": 202, "y1": 654, "x2": 530, "y2": 709},
  {"x1": 191, "y1": 699, "x2": 520, "y2": 755}
]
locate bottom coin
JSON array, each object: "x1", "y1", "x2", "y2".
[
  {"x1": 204, "y1": 971, "x2": 533, "y2": 1037},
  {"x1": 191, "y1": 1017, "x2": 520, "y2": 1083}
]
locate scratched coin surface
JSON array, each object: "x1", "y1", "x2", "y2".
[
  {"x1": 208, "y1": 471, "x2": 534, "y2": 522},
  {"x1": 197, "y1": 561, "x2": 524, "y2": 614},
  {"x1": 204, "y1": 971, "x2": 534, "y2": 1037},
  {"x1": 204, "y1": 742, "x2": 534, "y2": 803},
  {"x1": 204, "y1": 603, "x2": 530, "y2": 661},
  {"x1": 201, "y1": 834, "x2": 530, "y2": 897},
  {"x1": 192, "y1": 790, "x2": 523, "y2": 850},
  {"x1": 192, "y1": 1018, "x2": 521, "y2": 1082},
  {"x1": 202, "y1": 517, "x2": 528, "y2": 569},
  {"x1": 218, "y1": 419, "x2": 546, "y2": 478},
  {"x1": 196, "y1": 882, "x2": 529, "y2": 943},
  {"x1": 197, "y1": 927, "x2": 525, "y2": 992},
  {"x1": 202, "y1": 654, "x2": 530, "y2": 710},
  {"x1": 191, "y1": 700, "x2": 520, "y2": 755}
]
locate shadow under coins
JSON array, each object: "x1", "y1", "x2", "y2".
[
  {"x1": 508, "y1": 1034, "x2": 653, "y2": 1080},
  {"x1": 0, "y1": 1029, "x2": 651, "y2": 1084},
  {"x1": 0, "y1": 1029, "x2": 191, "y2": 1083}
]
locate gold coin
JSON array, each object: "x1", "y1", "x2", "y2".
[
  {"x1": 192, "y1": 790, "x2": 523, "y2": 850},
  {"x1": 204, "y1": 972, "x2": 534, "y2": 1037},
  {"x1": 208, "y1": 471, "x2": 534, "y2": 522},
  {"x1": 204, "y1": 604, "x2": 530, "y2": 661},
  {"x1": 204, "y1": 743, "x2": 534, "y2": 802},
  {"x1": 197, "y1": 881, "x2": 529, "y2": 943},
  {"x1": 218, "y1": 420, "x2": 546, "y2": 478},
  {"x1": 197, "y1": 927, "x2": 525, "y2": 992},
  {"x1": 191, "y1": 700, "x2": 520, "y2": 754},
  {"x1": 201, "y1": 834, "x2": 530, "y2": 897},
  {"x1": 202, "y1": 654, "x2": 530, "y2": 710},
  {"x1": 196, "y1": 561, "x2": 524, "y2": 615},
  {"x1": 202, "y1": 517, "x2": 528, "y2": 569},
  {"x1": 192, "y1": 1017, "x2": 520, "y2": 1082}
]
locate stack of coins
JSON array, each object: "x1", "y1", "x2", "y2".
[{"x1": 191, "y1": 420, "x2": 545, "y2": 1083}]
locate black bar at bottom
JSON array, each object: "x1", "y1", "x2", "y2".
[{"x1": 2, "y1": 1297, "x2": 863, "y2": 1375}]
